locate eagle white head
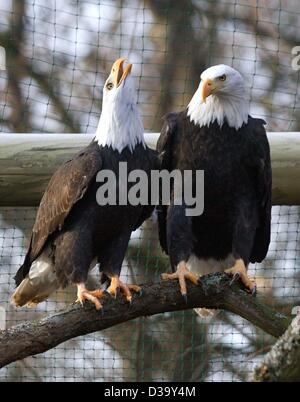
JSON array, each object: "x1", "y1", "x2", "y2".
[
  {"x1": 95, "y1": 58, "x2": 145, "y2": 153},
  {"x1": 187, "y1": 64, "x2": 249, "y2": 130}
]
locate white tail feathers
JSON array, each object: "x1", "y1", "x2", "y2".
[
  {"x1": 194, "y1": 307, "x2": 218, "y2": 319},
  {"x1": 11, "y1": 257, "x2": 58, "y2": 308},
  {"x1": 187, "y1": 253, "x2": 234, "y2": 318}
]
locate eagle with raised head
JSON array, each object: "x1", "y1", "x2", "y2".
[
  {"x1": 157, "y1": 64, "x2": 272, "y2": 315},
  {"x1": 12, "y1": 58, "x2": 158, "y2": 310}
]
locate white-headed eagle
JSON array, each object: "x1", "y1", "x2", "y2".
[
  {"x1": 12, "y1": 59, "x2": 158, "y2": 310},
  {"x1": 157, "y1": 64, "x2": 272, "y2": 316}
]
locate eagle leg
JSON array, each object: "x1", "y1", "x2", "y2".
[
  {"x1": 225, "y1": 259, "x2": 256, "y2": 294},
  {"x1": 76, "y1": 283, "x2": 104, "y2": 310},
  {"x1": 161, "y1": 261, "x2": 199, "y2": 301},
  {"x1": 107, "y1": 276, "x2": 141, "y2": 303}
]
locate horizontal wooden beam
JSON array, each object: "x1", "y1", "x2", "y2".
[
  {"x1": 0, "y1": 133, "x2": 299, "y2": 206},
  {"x1": 268, "y1": 133, "x2": 300, "y2": 206}
]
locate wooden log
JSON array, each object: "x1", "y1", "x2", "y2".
[
  {"x1": 0, "y1": 132, "x2": 299, "y2": 206},
  {"x1": 269, "y1": 133, "x2": 300, "y2": 205},
  {"x1": 0, "y1": 133, "x2": 157, "y2": 206}
]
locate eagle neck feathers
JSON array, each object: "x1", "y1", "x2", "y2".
[
  {"x1": 95, "y1": 102, "x2": 145, "y2": 154},
  {"x1": 187, "y1": 87, "x2": 249, "y2": 131}
]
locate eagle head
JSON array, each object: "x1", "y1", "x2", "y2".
[
  {"x1": 95, "y1": 58, "x2": 145, "y2": 153},
  {"x1": 199, "y1": 64, "x2": 245, "y2": 103},
  {"x1": 188, "y1": 64, "x2": 249, "y2": 130},
  {"x1": 102, "y1": 58, "x2": 134, "y2": 105}
]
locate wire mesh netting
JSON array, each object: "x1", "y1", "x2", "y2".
[
  {"x1": 1, "y1": 0, "x2": 300, "y2": 133},
  {"x1": 0, "y1": 206, "x2": 299, "y2": 381},
  {"x1": 0, "y1": 0, "x2": 300, "y2": 382}
]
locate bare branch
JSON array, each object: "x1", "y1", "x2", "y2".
[
  {"x1": 6, "y1": 0, "x2": 29, "y2": 132},
  {"x1": 254, "y1": 316, "x2": 300, "y2": 382},
  {"x1": 0, "y1": 273, "x2": 291, "y2": 369},
  {"x1": 201, "y1": 7, "x2": 300, "y2": 49},
  {"x1": 25, "y1": 64, "x2": 81, "y2": 133}
]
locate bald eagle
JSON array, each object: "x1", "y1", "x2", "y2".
[
  {"x1": 12, "y1": 59, "x2": 158, "y2": 310},
  {"x1": 157, "y1": 65, "x2": 272, "y2": 315}
]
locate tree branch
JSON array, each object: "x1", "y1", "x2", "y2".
[
  {"x1": 201, "y1": 7, "x2": 300, "y2": 49},
  {"x1": 253, "y1": 315, "x2": 300, "y2": 381},
  {"x1": 25, "y1": 64, "x2": 81, "y2": 133},
  {"x1": 6, "y1": 0, "x2": 30, "y2": 132},
  {"x1": 0, "y1": 273, "x2": 292, "y2": 369}
]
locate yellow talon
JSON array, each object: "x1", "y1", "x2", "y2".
[
  {"x1": 225, "y1": 259, "x2": 256, "y2": 293},
  {"x1": 76, "y1": 283, "x2": 104, "y2": 310},
  {"x1": 161, "y1": 261, "x2": 199, "y2": 298},
  {"x1": 107, "y1": 276, "x2": 141, "y2": 303}
]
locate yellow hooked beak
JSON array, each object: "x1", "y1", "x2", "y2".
[
  {"x1": 110, "y1": 58, "x2": 133, "y2": 87},
  {"x1": 201, "y1": 78, "x2": 215, "y2": 103}
]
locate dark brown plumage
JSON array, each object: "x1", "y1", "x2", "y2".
[
  {"x1": 157, "y1": 65, "x2": 272, "y2": 314},
  {"x1": 15, "y1": 144, "x2": 102, "y2": 288},
  {"x1": 13, "y1": 142, "x2": 157, "y2": 307},
  {"x1": 12, "y1": 58, "x2": 158, "y2": 310},
  {"x1": 158, "y1": 112, "x2": 271, "y2": 265}
]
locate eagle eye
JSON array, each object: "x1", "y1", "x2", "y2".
[
  {"x1": 106, "y1": 82, "x2": 114, "y2": 91},
  {"x1": 219, "y1": 74, "x2": 226, "y2": 81}
]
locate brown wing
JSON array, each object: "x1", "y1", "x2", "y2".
[
  {"x1": 156, "y1": 113, "x2": 179, "y2": 254},
  {"x1": 249, "y1": 118, "x2": 272, "y2": 263},
  {"x1": 29, "y1": 142, "x2": 102, "y2": 261}
]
